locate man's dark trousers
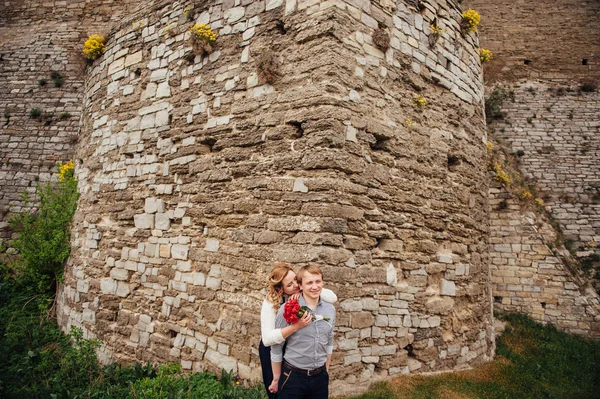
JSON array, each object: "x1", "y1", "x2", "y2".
[{"x1": 278, "y1": 363, "x2": 329, "y2": 399}]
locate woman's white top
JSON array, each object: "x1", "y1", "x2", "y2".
[{"x1": 260, "y1": 288, "x2": 337, "y2": 347}]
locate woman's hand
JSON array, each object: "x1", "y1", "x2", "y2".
[
  {"x1": 294, "y1": 310, "x2": 312, "y2": 330},
  {"x1": 289, "y1": 293, "x2": 301, "y2": 301},
  {"x1": 268, "y1": 379, "x2": 279, "y2": 393}
]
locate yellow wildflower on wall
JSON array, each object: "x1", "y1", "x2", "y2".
[
  {"x1": 83, "y1": 35, "x2": 106, "y2": 60},
  {"x1": 58, "y1": 160, "x2": 75, "y2": 181},
  {"x1": 429, "y1": 24, "x2": 443, "y2": 36},
  {"x1": 189, "y1": 23, "x2": 217, "y2": 56},
  {"x1": 518, "y1": 189, "x2": 533, "y2": 201},
  {"x1": 535, "y1": 198, "x2": 544, "y2": 207},
  {"x1": 461, "y1": 9, "x2": 481, "y2": 32},
  {"x1": 480, "y1": 48, "x2": 493, "y2": 63},
  {"x1": 189, "y1": 23, "x2": 217, "y2": 44},
  {"x1": 413, "y1": 95, "x2": 427, "y2": 109}
]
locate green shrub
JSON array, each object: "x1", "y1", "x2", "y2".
[
  {"x1": 58, "y1": 112, "x2": 71, "y2": 120},
  {"x1": 29, "y1": 108, "x2": 42, "y2": 119},
  {"x1": 9, "y1": 161, "x2": 78, "y2": 292},
  {"x1": 485, "y1": 87, "x2": 508, "y2": 124},
  {"x1": 580, "y1": 80, "x2": 597, "y2": 93}
]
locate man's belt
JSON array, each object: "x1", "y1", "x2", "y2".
[{"x1": 283, "y1": 361, "x2": 326, "y2": 376}]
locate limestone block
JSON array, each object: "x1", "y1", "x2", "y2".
[
  {"x1": 83, "y1": 309, "x2": 96, "y2": 323},
  {"x1": 156, "y1": 81, "x2": 171, "y2": 98},
  {"x1": 440, "y1": 279, "x2": 456, "y2": 296},
  {"x1": 379, "y1": 239, "x2": 403, "y2": 252},
  {"x1": 125, "y1": 51, "x2": 143, "y2": 67},
  {"x1": 134, "y1": 214, "x2": 154, "y2": 229},
  {"x1": 438, "y1": 254, "x2": 453, "y2": 264},
  {"x1": 348, "y1": 89, "x2": 361, "y2": 102},
  {"x1": 171, "y1": 281, "x2": 187, "y2": 292},
  {"x1": 205, "y1": 349, "x2": 237, "y2": 373},
  {"x1": 101, "y1": 278, "x2": 117, "y2": 294},
  {"x1": 145, "y1": 197, "x2": 164, "y2": 214},
  {"x1": 108, "y1": 58, "x2": 125, "y2": 75},
  {"x1": 205, "y1": 238, "x2": 220, "y2": 252},
  {"x1": 123, "y1": 85, "x2": 135, "y2": 95},
  {"x1": 345, "y1": 353, "x2": 362, "y2": 365},
  {"x1": 362, "y1": 356, "x2": 380, "y2": 364},
  {"x1": 242, "y1": 27, "x2": 255, "y2": 40},
  {"x1": 346, "y1": 125, "x2": 358, "y2": 142},
  {"x1": 155, "y1": 213, "x2": 171, "y2": 230},
  {"x1": 389, "y1": 315, "x2": 403, "y2": 327},
  {"x1": 338, "y1": 337, "x2": 359, "y2": 350},
  {"x1": 407, "y1": 358, "x2": 422, "y2": 371},
  {"x1": 371, "y1": 345, "x2": 398, "y2": 356},
  {"x1": 341, "y1": 299, "x2": 362, "y2": 311},
  {"x1": 386, "y1": 263, "x2": 397, "y2": 286},
  {"x1": 224, "y1": 7, "x2": 245, "y2": 23},
  {"x1": 206, "y1": 277, "x2": 222, "y2": 290},
  {"x1": 361, "y1": 298, "x2": 379, "y2": 310},
  {"x1": 193, "y1": 272, "x2": 206, "y2": 286},
  {"x1": 266, "y1": 0, "x2": 284, "y2": 11},
  {"x1": 116, "y1": 281, "x2": 130, "y2": 297},
  {"x1": 77, "y1": 280, "x2": 89, "y2": 293},
  {"x1": 150, "y1": 69, "x2": 168, "y2": 82},
  {"x1": 110, "y1": 268, "x2": 129, "y2": 281},
  {"x1": 293, "y1": 178, "x2": 309, "y2": 193},
  {"x1": 172, "y1": 244, "x2": 189, "y2": 260},
  {"x1": 140, "y1": 113, "x2": 156, "y2": 130}
]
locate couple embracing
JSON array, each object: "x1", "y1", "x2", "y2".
[{"x1": 259, "y1": 263, "x2": 337, "y2": 399}]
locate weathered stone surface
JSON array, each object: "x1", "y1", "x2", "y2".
[{"x1": 20, "y1": 0, "x2": 513, "y2": 391}]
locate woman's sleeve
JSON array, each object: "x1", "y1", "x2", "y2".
[
  {"x1": 321, "y1": 288, "x2": 338, "y2": 303},
  {"x1": 260, "y1": 299, "x2": 285, "y2": 347}
]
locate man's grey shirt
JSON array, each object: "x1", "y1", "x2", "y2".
[{"x1": 271, "y1": 294, "x2": 336, "y2": 370}]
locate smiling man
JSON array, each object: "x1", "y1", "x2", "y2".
[{"x1": 269, "y1": 264, "x2": 336, "y2": 399}]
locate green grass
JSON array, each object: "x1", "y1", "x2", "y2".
[{"x1": 343, "y1": 313, "x2": 600, "y2": 399}]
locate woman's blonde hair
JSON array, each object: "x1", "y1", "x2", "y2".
[{"x1": 266, "y1": 262, "x2": 294, "y2": 311}]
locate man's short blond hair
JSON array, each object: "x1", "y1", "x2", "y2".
[{"x1": 296, "y1": 264, "x2": 323, "y2": 284}]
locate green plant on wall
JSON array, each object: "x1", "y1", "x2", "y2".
[{"x1": 9, "y1": 160, "x2": 78, "y2": 292}]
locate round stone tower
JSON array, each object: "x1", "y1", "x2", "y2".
[{"x1": 57, "y1": 0, "x2": 493, "y2": 393}]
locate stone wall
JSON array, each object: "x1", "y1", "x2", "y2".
[
  {"x1": 490, "y1": 82, "x2": 600, "y2": 255},
  {"x1": 489, "y1": 182, "x2": 600, "y2": 338},
  {"x1": 56, "y1": 0, "x2": 493, "y2": 393},
  {"x1": 0, "y1": 0, "x2": 140, "y2": 238},
  {"x1": 465, "y1": 0, "x2": 600, "y2": 82}
]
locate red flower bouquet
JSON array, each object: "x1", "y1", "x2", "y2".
[{"x1": 283, "y1": 299, "x2": 330, "y2": 324}]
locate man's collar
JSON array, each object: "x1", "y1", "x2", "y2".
[{"x1": 299, "y1": 293, "x2": 322, "y2": 309}]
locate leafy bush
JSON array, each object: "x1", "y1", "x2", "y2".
[
  {"x1": 29, "y1": 108, "x2": 42, "y2": 119},
  {"x1": 485, "y1": 87, "x2": 508, "y2": 124},
  {"x1": 58, "y1": 111, "x2": 71, "y2": 120},
  {"x1": 9, "y1": 161, "x2": 78, "y2": 292},
  {"x1": 580, "y1": 80, "x2": 597, "y2": 93}
]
